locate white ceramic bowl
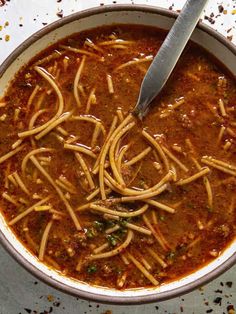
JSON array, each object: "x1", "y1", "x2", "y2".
[{"x1": 0, "y1": 5, "x2": 235, "y2": 305}]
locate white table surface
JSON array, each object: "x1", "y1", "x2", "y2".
[{"x1": 0, "y1": 1, "x2": 235, "y2": 313}]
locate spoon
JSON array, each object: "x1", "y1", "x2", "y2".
[{"x1": 133, "y1": 0, "x2": 208, "y2": 119}]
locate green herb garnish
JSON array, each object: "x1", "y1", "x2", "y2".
[
  {"x1": 86, "y1": 227, "x2": 97, "y2": 239},
  {"x1": 87, "y1": 265, "x2": 97, "y2": 274},
  {"x1": 159, "y1": 215, "x2": 165, "y2": 221},
  {"x1": 167, "y1": 251, "x2": 176, "y2": 260},
  {"x1": 107, "y1": 234, "x2": 117, "y2": 246},
  {"x1": 93, "y1": 220, "x2": 105, "y2": 232},
  {"x1": 119, "y1": 219, "x2": 128, "y2": 227}
]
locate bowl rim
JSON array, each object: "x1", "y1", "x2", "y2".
[{"x1": 0, "y1": 4, "x2": 235, "y2": 305}]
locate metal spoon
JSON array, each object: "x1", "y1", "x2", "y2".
[{"x1": 133, "y1": 0, "x2": 208, "y2": 119}]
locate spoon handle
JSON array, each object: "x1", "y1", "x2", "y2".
[{"x1": 133, "y1": 0, "x2": 208, "y2": 119}]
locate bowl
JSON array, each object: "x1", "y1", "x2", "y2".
[{"x1": 0, "y1": 4, "x2": 235, "y2": 305}]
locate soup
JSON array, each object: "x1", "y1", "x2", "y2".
[{"x1": 0, "y1": 25, "x2": 235, "y2": 290}]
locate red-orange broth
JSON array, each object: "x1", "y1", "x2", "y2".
[{"x1": 0, "y1": 25, "x2": 235, "y2": 289}]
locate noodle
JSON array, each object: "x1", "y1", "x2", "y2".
[
  {"x1": 84, "y1": 39, "x2": 104, "y2": 53},
  {"x1": 2, "y1": 192, "x2": 18, "y2": 206},
  {"x1": 98, "y1": 39, "x2": 134, "y2": 46},
  {"x1": 143, "y1": 214, "x2": 168, "y2": 251},
  {"x1": 73, "y1": 56, "x2": 86, "y2": 108},
  {"x1": 176, "y1": 167, "x2": 210, "y2": 186},
  {"x1": 115, "y1": 56, "x2": 153, "y2": 71},
  {"x1": 21, "y1": 148, "x2": 54, "y2": 176},
  {"x1": 55, "y1": 179, "x2": 76, "y2": 194},
  {"x1": 146, "y1": 248, "x2": 167, "y2": 268},
  {"x1": 75, "y1": 152, "x2": 95, "y2": 190},
  {"x1": 93, "y1": 242, "x2": 109, "y2": 254},
  {"x1": 9, "y1": 196, "x2": 52, "y2": 225},
  {"x1": 85, "y1": 87, "x2": 96, "y2": 114},
  {"x1": 109, "y1": 183, "x2": 168, "y2": 202},
  {"x1": 121, "y1": 254, "x2": 130, "y2": 265},
  {"x1": 12, "y1": 139, "x2": 23, "y2": 150},
  {"x1": 91, "y1": 122, "x2": 102, "y2": 147},
  {"x1": 217, "y1": 126, "x2": 226, "y2": 144},
  {"x1": 105, "y1": 170, "x2": 172, "y2": 196},
  {"x1": 141, "y1": 257, "x2": 152, "y2": 270},
  {"x1": 57, "y1": 126, "x2": 69, "y2": 137},
  {"x1": 28, "y1": 109, "x2": 48, "y2": 147},
  {"x1": 90, "y1": 230, "x2": 133, "y2": 260},
  {"x1": 18, "y1": 66, "x2": 64, "y2": 138},
  {"x1": 27, "y1": 85, "x2": 40, "y2": 110},
  {"x1": 8, "y1": 174, "x2": 18, "y2": 187},
  {"x1": 106, "y1": 74, "x2": 114, "y2": 94},
  {"x1": 109, "y1": 121, "x2": 135, "y2": 185},
  {"x1": 218, "y1": 98, "x2": 227, "y2": 117},
  {"x1": 145, "y1": 200, "x2": 175, "y2": 214},
  {"x1": 35, "y1": 50, "x2": 63, "y2": 66},
  {"x1": 59, "y1": 176, "x2": 76, "y2": 191},
  {"x1": 71, "y1": 115, "x2": 106, "y2": 135},
  {"x1": 90, "y1": 204, "x2": 149, "y2": 218},
  {"x1": 105, "y1": 224, "x2": 120, "y2": 234},
  {"x1": 13, "y1": 171, "x2": 30, "y2": 195},
  {"x1": 117, "y1": 144, "x2": 131, "y2": 174},
  {"x1": 125, "y1": 222, "x2": 151, "y2": 235},
  {"x1": 202, "y1": 156, "x2": 236, "y2": 171},
  {"x1": 116, "y1": 108, "x2": 124, "y2": 122},
  {"x1": 30, "y1": 155, "x2": 81, "y2": 230},
  {"x1": 86, "y1": 188, "x2": 100, "y2": 201},
  {"x1": 35, "y1": 92, "x2": 46, "y2": 111},
  {"x1": 161, "y1": 146, "x2": 189, "y2": 172},
  {"x1": 191, "y1": 157, "x2": 213, "y2": 208},
  {"x1": 201, "y1": 157, "x2": 236, "y2": 176},
  {"x1": 60, "y1": 45, "x2": 101, "y2": 59},
  {"x1": 99, "y1": 115, "x2": 130, "y2": 199},
  {"x1": 142, "y1": 130, "x2": 169, "y2": 171},
  {"x1": 35, "y1": 112, "x2": 72, "y2": 140},
  {"x1": 0, "y1": 145, "x2": 25, "y2": 164},
  {"x1": 39, "y1": 220, "x2": 53, "y2": 261},
  {"x1": 64, "y1": 143, "x2": 97, "y2": 159},
  {"x1": 117, "y1": 272, "x2": 127, "y2": 288},
  {"x1": 127, "y1": 252, "x2": 159, "y2": 286},
  {"x1": 125, "y1": 147, "x2": 151, "y2": 167},
  {"x1": 170, "y1": 163, "x2": 177, "y2": 182}
]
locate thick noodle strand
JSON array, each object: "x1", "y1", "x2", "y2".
[
  {"x1": 30, "y1": 156, "x2": 81, "y2": 230},
  {"x1": 18, "y1": 66, "x2": 64, "y2": 138},
  {"x1": 90, "y1": 230, "x2": 133, "y2": 260},
  {"x1": 39, "y1": 220, "x2": 53, "y2": 261}
]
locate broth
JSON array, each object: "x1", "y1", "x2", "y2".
[{"x1": 0, "y1": 25, "x2": 235, "y2": 289}]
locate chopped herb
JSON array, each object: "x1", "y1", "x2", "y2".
[
  {"x1": 107, "y1": 234, "x2": 117, "y2": 246},
  {"x1": 116, "y1": 228, "x2": 127, "y2": 238},
  {"x1": 159, "y1": 215, "x2": 165, "y2": 221},
  {"x1": 86, "y1": 227, "x2": 97, "y2": 238},
  {"x1": 93, "y1": 220, "x2": 104, "y2": 232},
  {"x1": 87, "y1": 264, "x2": 97, "y2": 274},
  {"x1": 167, "y1": 251, "x2": 176, "y2": 260},
  {"x1": 119, "y1": 218, "x2": 127, "y2": 227},
  {"x1": 105, "y1": 219, "x2": 115, "y2": 228}
]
